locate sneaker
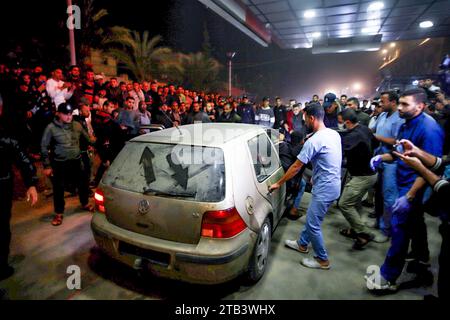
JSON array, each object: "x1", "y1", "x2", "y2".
[
  {"x1": 287, "y1": 207, "x2": 303, "y2": 220},
  {"x1": 365, "y1": 274, "x2": 398, "y2": 292},
  {"x1": 352, "y1": 233, "x2": 375, "y2": 250},
  {"x1": 0, "y1": 265, "x2": 14, "y2": 281},
  {"x1": 284, "y1": 240, "x2": 309, "y2": 254},
  {"x1": 372, "y1": 233, "x2": 390, "y2": 243},
  {"x1": 51, "y1": 214, "x2": 64, "y2": 226},
  {"x1": 365, "y1": 219, "x2": 379, "y2": 229},
  {"x1": 301, "y1": 257, "x2": 331, "y2": 270},
  {"x1": 404, "y1": 251, "x2": 423, "y2": 262}
]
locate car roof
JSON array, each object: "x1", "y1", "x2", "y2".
[{"x1": 131, "y1": 123, "x2": 267, "y2": 147}]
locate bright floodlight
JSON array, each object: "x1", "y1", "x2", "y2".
[
  {"x1": 362, "y1": 26, "x2": 379, "y2": 34},
  {"x1": 412, "y1": 80, "x2": 419, "y2": 86},
  {"x1": 382, "y1": 49, "x2": 388, "y2": 54},
  {"x1": 353, "y1": 83, "x2": 362, "y2": 91},
  {"x1": 390, "y1": 43, "x2": 396, "y2": 47},
  {"x1": 304, "y1": 10, "x2": 316, "y2": 18},
  {"x1": 312, "y1": 32, "x2": 321, "y2": 38},
  {"x1": 420, "y1": 21, "x2": 434, "y2": 28},
  {"x1": 368, "y1": 2, "x2": 384, "y2": 11}
]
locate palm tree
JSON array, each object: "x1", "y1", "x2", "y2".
[
  {"x1": 104, "y1": 27, "x2": 178, "y2": 81},
  {"x1": 180, "y1": 52, "x2": 224, "y2": 92},
  {"x1": 78, "y1": 0, "x2": 109, "y2": 62}
]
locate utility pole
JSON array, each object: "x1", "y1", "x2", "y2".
[
  {"x1": 67, "y1": 0, "x2": 77, "y2": 66},
  {"x1": 227, "y1": 52, "x2": 236, "y2": 97}
]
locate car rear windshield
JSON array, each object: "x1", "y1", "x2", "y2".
[{"x1": 102, "y1": 142, "x2": 226, "y2": 202}]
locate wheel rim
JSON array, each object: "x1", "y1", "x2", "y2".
[{"x1": 255, "y1": 223, "x2": 270, "y2": 271}]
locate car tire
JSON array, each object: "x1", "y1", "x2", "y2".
[{"x1": 246, "y1": 217, "x2": 271, "y2": 284}]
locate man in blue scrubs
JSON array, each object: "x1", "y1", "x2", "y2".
[
  {"x1": 269, "y1": 103, "x2": 342, "y2": 270},
  {"x1": 368, "y1": 88, "x2": 444, "y2": 291},
  {"x1": 372, "y1": 91, "x2": 404, "y2": 239}
]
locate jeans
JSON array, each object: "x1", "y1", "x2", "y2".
[
  {"x1": 339, "y1": 174, "x2": 377, "y2": 234},
  {"x1": 379, "y1": 163, "x2": 399, "y2": 236},
  {"x1": 0, "y1": 178, "x2": 13, "y2": 267},
  {"x1": 294, "y1": 178, "x2": 307, "y2": 209},
  {"x1": 381, "y1": 186, "x2": 430, "y2": 283},
  {"x1": 298, "y1": 196, "x2": 334, "y2": 261}
]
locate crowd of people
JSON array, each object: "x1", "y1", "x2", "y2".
[{"x1": 0, "y1": 62, "x2": 449, "y2": 299}]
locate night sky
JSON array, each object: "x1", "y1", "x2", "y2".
[{"x1": 0, "y1": 0, "x2": 382, "y2": 101}]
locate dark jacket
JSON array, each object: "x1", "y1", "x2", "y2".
[
  {"x1": 0, "y1": 124, "x2": 38, "y2": 187},
  {"x1": 217, "y1": 111, "x2": 241, "y2": 123},
  {"x1": 186, "y1": 111, "x2": 211, "y2": 124},
  {"x1": 40, "y1": 119, "x2": 93, "y2": 168},
  {"x1": 237, "y1": 103, "x2": 255, "y2": 124},
  {"x1": 355, "y1": 109, "x2": 371, "y2": 127},
  {"x1": 341, "y1": 124, "x2": 378, "y2": 176},
  {"x1": 273, "y1": 105, "x2": 287, "y2": 129},
  {"x1": 149, "y1": 90, "x2": 163, "y2": 115},
  {"x1": 73, "y1": 115, "x2": 90, "y2": 152},
  {"x1": 324, "y1": 112, "x2": 338, "y2": 129},
  {"x1": 92, "y1": 111, "x2": 124, "y2": 161}
]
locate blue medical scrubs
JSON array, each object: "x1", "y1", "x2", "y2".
[{"x1": 381, "y1": 112, "x2": 444, "y2": 283}]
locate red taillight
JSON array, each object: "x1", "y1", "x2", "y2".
[
  {"x1": 94, "y1": 189, "x2": 105, "y2": 213},
  {"x1": 201, "y1": 207, "x2": 247, "y2": 239}
]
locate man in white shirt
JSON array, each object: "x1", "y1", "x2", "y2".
[{"x1": 46, "y1": 68, "x2": 74, "y2": 107}]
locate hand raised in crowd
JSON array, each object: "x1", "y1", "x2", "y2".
[
  {"x1": 26, "y1": 186, "x2": 38, "y2": 206},
  {"x1": 436, "y1": 91, "x2": 448, "y2": 105},
  {"x1": 393, "y1": 151, "x2": 424, "y2": 172},
  {"x1": 397, "y1": 139, "x2": 420, "y2": 157}
]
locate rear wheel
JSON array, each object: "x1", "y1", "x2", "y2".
[{"x1": 246, "y1": 217, "x2": 271, "y2": 283}]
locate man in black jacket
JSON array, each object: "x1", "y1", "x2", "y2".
[
  {"x1": 149, "y1": 81, "x2": 162, "y2": 117},
  {"x1": 74, "y1": 103, "x2": 95, "y2": 193},
  {"x1": 0, "y1": 118, "x2": 38, "y2": 280},
  {"x1": 273, "y1": 97, "x2": 287, "y2": 130},
  {"x1": 338, "y1": 109, "x2": 378, "y2": 249},
  {"x1": 92, "y1": 101, "x2": 125, "y2": 187}
]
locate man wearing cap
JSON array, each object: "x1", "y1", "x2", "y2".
[
  {"x1": 237, "y1": 95, "x2": 255, "y2": 124},
  {"x1": 255, "y1": 97, "x2": 275, "y2": 128},
  {"x1": 323, "y1": 93, "x2": 339, "y2": 129},
  {"x1": 41, "y1": 103, "x2": 96, "y2": 226}
]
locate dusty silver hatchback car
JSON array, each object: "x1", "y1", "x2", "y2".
[{"x1": 91, "y1": 123, "x2": 286, "y2": 284}]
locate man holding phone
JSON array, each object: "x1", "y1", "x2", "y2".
[{"x1": 368, "y1": 88, "x2": 444, "y2": 292}]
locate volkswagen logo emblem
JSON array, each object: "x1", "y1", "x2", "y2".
[{"x1": 138, "y1": 200, "x2": 150, "y2": 215}]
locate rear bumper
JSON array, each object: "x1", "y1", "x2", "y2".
[{"x1": 91, "y1": 213, "x2": 256, "y2": 284}]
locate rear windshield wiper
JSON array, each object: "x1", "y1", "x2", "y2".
[{"x1": 143, "y1": 187, "x2": 196, "y2": 198}]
